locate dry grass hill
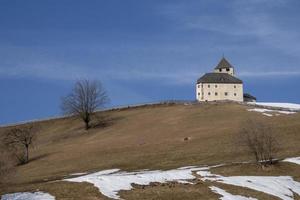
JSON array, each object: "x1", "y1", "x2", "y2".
[{"x1": 0, "y1": 102, "x2": 300, "y2": 199}]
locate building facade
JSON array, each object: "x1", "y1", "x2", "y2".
[{"x1": 196, "y1": 58, "x2": 244, "y2": 102}]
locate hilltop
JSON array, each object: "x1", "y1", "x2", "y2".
[{"x1": 0, "y1": 102, "x2": 300, "y2": 200}]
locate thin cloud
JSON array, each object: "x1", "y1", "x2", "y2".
[
  {"x1": 0, "y1": 60, "x2": 201, "y2": 85},
  {"x1": 158, "y1": 0, "x2": 300, "y2": 57},
  {"x1": 1, "y1": 1, "x2": 300, "y2": 85},
  {"x1": 240, "y1": 70, "x2": 300, "y2": 77}
]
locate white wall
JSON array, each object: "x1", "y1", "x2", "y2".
[
  {"x1": 196, "y1": 83, "x2": 243, "y2": 102},
  {"x1": 214, "y1": 68, "x2": 234, "y2": 76}
]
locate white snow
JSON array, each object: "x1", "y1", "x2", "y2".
[
  {"x1": 262, "y1": 113, "x2": 273, "y2": 117},
  {"x1": 198, "y1": 170, "x2": 300, "y2": 200},
  {"x1": 1, "y1": 192, "x2": 55, "y2": 200},
  {"x1": 177, "y1": 180, "x2": 194, "y2": 184},
  {"x1": 248, "y1": 102, "x2": 300, "y2": 111},
  {"x1": 247, "y1": 108, "x2": 296, "y2": 116},
  {"x1": 277, "y1": 110, "x2": 297, "y2": 114},
  {"x1": 209, "y1": 186, "x2": 257, "y2": 200},
  {"x1": 283, "y1": 157, "x2": 300, "y2": 165},
  {"x1": 64, "y1": 160, "x2": 300, "y2": 200},
  {"x1": 5, "y1": 157, "x2": 299, "y2": 200},
  {"x1": 248, "y1": 108, "x2": 272, "y2": 113},
  {"x1": 69, "y1": 172, "x2": 88, "y2": 176},
  {"x1": 65, "y1": 167, "x2": 205, "y2": 199}
]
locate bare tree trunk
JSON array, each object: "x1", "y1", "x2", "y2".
[
  {"x1": 84, "y1": 113, "x2": 90, "y2": 130},
  {"x1": 85, "y1": 120, "x2": 89, "y2": 130},
  {"x1": 25, "y1": 145, "x2": 29, "y2": 164}
]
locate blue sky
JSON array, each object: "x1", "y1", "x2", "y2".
[{"x1": 1, "y1": 0, "x2": 300, "y2": 125}]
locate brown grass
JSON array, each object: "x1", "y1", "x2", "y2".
[
  {"x1": 120, "y1": 181, "x2": 218, "y2": 200},
  {"x1": 0, "y1": 102, "x2": 300, "y2": 199}
]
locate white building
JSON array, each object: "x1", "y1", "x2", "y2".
[{"x1": 196, "y1": 57, "x2": 244, "y2": 102}]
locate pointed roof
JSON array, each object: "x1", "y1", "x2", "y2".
[{"x1": 215, "y1": 57, "x2": 234, "y2": 69}]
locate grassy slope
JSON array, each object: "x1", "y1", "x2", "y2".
[{"x1": 0, "y1": 102, "x2": 300, "y2": 199}]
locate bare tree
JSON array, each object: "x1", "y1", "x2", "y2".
[
  {"x1": 62, "y1": 80, "x2": 109, "y2": 130},
  {"x1": 4, "y1": 125, "x2": 36, "y2": 164},
  {"x1": 238, "y1": 119, "x2": 279, "y2": 166}
]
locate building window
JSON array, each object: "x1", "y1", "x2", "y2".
[
  {"x1": 234, "y1": 93, "x2": 237, "y2": 96},
  {"x1": 202, "y1": 92, "x2": 204, "y2": 96},
  {"x1": 226, "y1": 68, "x2": 230, "y2": 71},
  {"x1": 215, "y1": 85, "x2": 218, "y2": 88},
  {"x1": 198, "y1": 85, "x2": 200, "y2": 88},
  {"x1": 219, "y1": 69, "x2": 222, "y2": 72},
  {"x1": 208, "y1": 92, "x2": 211, "y2": 95},
  {"x1": 208, "y1": 85, "x2": 210, "y2": 88},
  {"x1": 234, "y1": 85, "x2": 236, "y2": 88},
  {"x1": 215, "y1": 92, "x2": 218, "y2": 96},
  {"x1": 225, "y1": 92, "x2": 228, "y2": 96},
  {"x1": 198, "y1": 92, "x2": 200, "y2": 96}
]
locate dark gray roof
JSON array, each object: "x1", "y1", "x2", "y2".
[
  {"x1": 215, "y1": 57, "x2": 234, "y2": 69},
  {"x1": 197, "y1": 73, "x2": 243, "y2": 84},
  {"x1": 244, "y1": 93, "x2": 256, "y2": 100}
]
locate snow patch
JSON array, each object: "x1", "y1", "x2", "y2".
[
  {"x1": 247, "y1": 108, "x2": 296, "y2": 116},
  {"x1": 262, "y1": 113, "x2": 273, "y2": 117},
  {"x1": 64, "y1": 160, "x2": 300, "y2": 200},
  {"x1": 277, "y1": 110, "x2": 297, "y2": 115},
  {"x1": 4, "y1": 156, "x2": 300, "y2": 200},
  {"x1": 65, "y1": 167, "x2": 206, "y2": 199},
  {"x1": 177, "y1": 180, "x2": 194, "y2": 184},
  {"x1": 1, "y1": 192, "x2": 55, "y2": 200},
  {"x1": 248, "y1": 108, "x2": 273, "y2": 113},
  {"x1": 283, "y1": 157, "x2": 300, "y2": 165},
  {"x1": 210, "y1": 186, "x2": 258, "y2": 200},
  {"x1": 198, "y1": 170, "x2": 300, "y2": 200},
  {"x1": 248, "y1": 102, "x2": 300, "y2": 111},
  {"x1": 69, "y1": 172, "x2": 88, "y2": 176}
]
